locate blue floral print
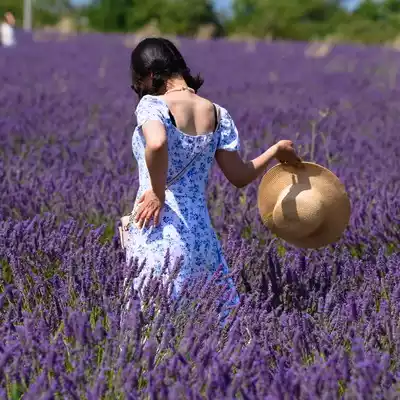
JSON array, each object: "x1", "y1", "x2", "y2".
[{"x1": 126, "y1": 94, "x2": 240, "y2": 311}]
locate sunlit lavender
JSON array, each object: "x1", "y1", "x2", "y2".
[{"x1": 0, "y1": 33, "x2": 399, "y2": 398}]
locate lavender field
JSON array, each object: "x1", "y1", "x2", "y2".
[{"x1": 0, "y1": 34, "x2": 399, "y2": 399}]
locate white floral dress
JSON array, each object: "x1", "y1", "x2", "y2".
[{"x1": 126, "y1": 94, "x2": 240, "y2": 307}]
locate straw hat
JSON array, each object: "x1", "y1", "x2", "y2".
[{"x1": 257, "y1": 162, "x2": 351, "y2": 249}]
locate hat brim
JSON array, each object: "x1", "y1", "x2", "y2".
[{"x1": 257, "y1": 162, "x2": 351, "y2": 249}]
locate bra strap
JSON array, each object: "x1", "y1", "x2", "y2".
[
  {"x1": 213, "y1": 104, "x2": 218, "y2": 131},
  {"x1": 169, "y1": 110, "x2": 176, "y2": 126}
]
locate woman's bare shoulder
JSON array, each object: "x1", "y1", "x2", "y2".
[{"x1": 193, "y1": 94, "x2": 218, "y2": 111}]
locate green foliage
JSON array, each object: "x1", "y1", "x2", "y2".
[
  {"x1": 335, "y1": 16, "x2": 399, "y2": 44},
  {"x1": 154, "y1": 0, "x2": 222, "y2": 36},
  {"x1": 82, "y1": 0, "x2": 222, "y2": 36},
  {"x1": 353, "y1": 0, "x2": 384, "y2": 21},
  {"x1": 8, "y1": 381, "x2": 24, "y2": 400},
  {"x1": 0, "y1": 0, "x2": 23, "y2": 23},
  {"x1": 83, "y1": 0, "x2": 132, "y2": 32},
  {"x1": 0, "y1": 0, "x2": 65, "y2": 27},
  {"x1": 229, "y1": 0, "x2": 347, "y2": 40},
  {"x1": 5, "y1": 0, "x2": 400, "y2": 45},
  {"x1": 229, "y1": 0, "x2": 400, "y2": 44},
  {"x1": 1, "y1": 258, "x2": 13, "y2": 285}
]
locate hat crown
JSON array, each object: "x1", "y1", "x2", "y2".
[
  {"x1": 258, "y1": 162, "x2": 351, "y2": 249},
  {"x1": 272, "y1": 184, "x2": 324, "y2": 238}
]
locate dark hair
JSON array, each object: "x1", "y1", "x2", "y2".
[{"x1": 130, "y1": 37, "x2": 204, "y2": 99}]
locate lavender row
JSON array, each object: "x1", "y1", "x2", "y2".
[
  {"x1": 1, "y1": 214, "x2": 399, "y2": 398},
  {"x1": 0, "y1": 34, "x2": 399, "y2": 397},
  {"x1": 0, "y1": 36, "x2": 399, "y2": 252}
]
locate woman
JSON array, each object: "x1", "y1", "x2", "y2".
[{"x1": 125, "y1": 37, "x2": 301, "y2": 315}]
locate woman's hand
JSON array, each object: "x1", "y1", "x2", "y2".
[
  {"x1": 273, "y1": 140, "x2": 302, "y2": 166},
  {"x1": 134, "y1": 189, "x2": 165, "y2": 229}
]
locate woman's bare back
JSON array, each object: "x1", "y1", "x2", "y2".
[{"x1": 160, "y1": 92, "x2": 217, "y2": 136}]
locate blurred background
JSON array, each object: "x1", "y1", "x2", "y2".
[{"x1": 2, "y1": 0, "x2": 400, "y2": 46}]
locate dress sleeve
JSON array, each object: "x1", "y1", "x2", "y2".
[
  {"x1": 217, "y1": 106, "x2": 240, "y2": 151},
  {"x1": 135, "y1": 95, "x2": 167, "y2": 128}
]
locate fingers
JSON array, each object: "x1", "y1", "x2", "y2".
[
  {"x1": 278, "y1": 155, "x2": 302, "y2": 166},
  {"x1": 153, "y1": 209, "x2": 160, "y2": 227},
  {"x1": 136, "y1": 206, "x2": 161, "y2": 229},
  {"x1": 137, "y1": 215, "x2": 148, "y2": 229},
  {"x1": 275, "y1": 140, "x2": 303, "y2": 167},
  {"x1": 133, "y1": 190, "x2": 164, "y2": 229},
  {"x1": 135, "y1": 204, "x2": 146, "y2": 223},
  {"x1": 133, "y1": 194, "x2": 146, "y2": 218},
  {"x1": 141, "y1": 216, "x2": 151, "y2": 229},
  {"x1": 138, "y1": 209, "x2": 152, "y2": 229},
  {"x1": 136, "y1": 205, "x2": 151, "y2": 228}
]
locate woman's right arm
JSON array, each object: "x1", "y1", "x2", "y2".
[{"x1": 215, "y1": 140, "x2": 301, "y2": 188}]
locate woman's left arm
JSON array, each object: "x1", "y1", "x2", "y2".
[{"x1": 135, "y1": 120, "x2": 168, "y2": 228}]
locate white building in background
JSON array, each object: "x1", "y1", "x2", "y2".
[{"x1": 1, "y1": 12, "x2": 16, "y2": 47}]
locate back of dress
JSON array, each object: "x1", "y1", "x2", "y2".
[{"x1": 127, "y1": 94, "x2": 240, "y2": 302}]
